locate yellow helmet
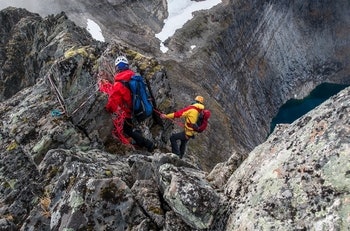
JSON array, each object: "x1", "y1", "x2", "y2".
[{"x1": 195, "y1": 95, "x2": 204, "y2": 104}]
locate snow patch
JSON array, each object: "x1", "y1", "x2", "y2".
[
  {"x1": 156, "y1": 0, "x2": 221, "y2": 53},
  {"x1": 87, "y1": 19, "x2": 105, "y2": 42}
]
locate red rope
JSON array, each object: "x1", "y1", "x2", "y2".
[
  {"x1": 153, "y1": 109, "x2": 184, "y2": 127},
  {"x1": 112, "y1": 109, "x2": 130, "y2": 144}
]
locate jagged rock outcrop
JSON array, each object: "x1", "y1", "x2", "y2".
[
  {"x1": 157, "y1": 161, "x2": 220, "y2": 229},
  {"x1": 217, "y1": 86, "x2": 350, "y2": 230},
  {"x1": 0, "y1": 8, "x2": 97, "y2": 102},
  {"x1": 52, "y1": 0, "x2": 167, "y2": 55},
  {"x1": 0, "y1": 0, "x2": 167, "y2": 55},
  {"x1": 0, "y1": 7, "x2": 173, "y2": 150},
  {"x1": 0, "y1": 7, "x2": 222, "y2": 230}
]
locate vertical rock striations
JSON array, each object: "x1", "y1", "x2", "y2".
[{"x1": 166, "y1": 0, "x2": 350, "y2": 154}]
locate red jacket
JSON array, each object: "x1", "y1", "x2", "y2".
[{"x1": 99, "y1": 69, "x2": 134, "y2": 118}]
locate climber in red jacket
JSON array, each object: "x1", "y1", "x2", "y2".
[{"x1": 99, "y1": 56, "x2": 154, "y2": 152}]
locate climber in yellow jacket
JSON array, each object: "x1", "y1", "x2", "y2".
[{"x1": 161, "y1": 96, "x2": 205, "y2": 158}]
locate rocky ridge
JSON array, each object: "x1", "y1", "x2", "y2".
[
  {"x1": 0, "y1": 3, "x2": 349, "y2": 231},
  {"x1": 2, "y1": 0, "x2": 350, "y2": 169}
]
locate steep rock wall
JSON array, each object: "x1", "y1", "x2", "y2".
[
  {"x1": 52, "y1": 0, "x2": 167, "y2": 55},
  {"x1": 219, "y1": 86, "x2": 350, "y2": 230},
  {"x1": 0, "y1": 0, "x2": 167, "y2": 55},
  {"x1": 166, "y1": 0, "x2": 350, "y2": 153}
]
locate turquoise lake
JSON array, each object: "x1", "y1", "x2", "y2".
[{"x1": 270, "y1": 83, "x2": 349, "y2": 133}]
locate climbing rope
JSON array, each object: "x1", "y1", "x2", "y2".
[
  {"x1": 153, "y1": 108, "x2": 184, "y2": 127},
  {"x1": 112, "y1": 109, "x2": 130, "y2": 144},
  {"x1": 70, "y1": 88, "x2": 99, "y2": 116},
  {"x1": 47, "y1": 73, "x2": 67, "y2": 116},
  {"x1": 46, "y1": 55, "x2": 106, "y2": 117}
]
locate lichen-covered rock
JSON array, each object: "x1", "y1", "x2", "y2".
[
  {"x1": 127, "y1": 154, "x2": 154, "y2": 182},
  {"x1": 0, "y1": 149, "x2": 42, "y2": 227},
  {"x1": 131, "y1": 180, "x2": 165, "y2": 228},
  {"x1": 157, "y1": 163, "x2": 220, "y2": 229},
  {"x1": 0, "y1": 218, "x2": 16, "y2": 231},
  {"x1": 223, "y1": 87, "x2": 350, "y2": 230},
  {"x1": 206, "y1": 151, "x2": 248, "y2": 190},
  {"x1": 20, "y1": 149, "x2": 147, "y2": 230},
  {"x1": 164, "y1": 210, "x2": 194, "y2": 230},
  {"x1": 49, "y1": 177, "x2": 142, "y2": 231}
]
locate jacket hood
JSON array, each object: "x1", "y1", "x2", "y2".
[
  {"x1": 192, "y1": 103, "x2": 205, "y2": 110},
  {"x1": 114, "y1": 69, "x2": 134, "y2": 82}
]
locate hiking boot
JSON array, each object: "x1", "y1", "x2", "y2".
[{"x1": 147, "y1": 143, "x2": 155, "y2": 152}]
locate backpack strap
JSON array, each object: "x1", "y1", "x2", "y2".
[
  {"x1": 186, "y1": 105, "x2": 203, "y2": 129},
  {"x1": 117, "y1": 80, "x2": 130, "y2": 89}
]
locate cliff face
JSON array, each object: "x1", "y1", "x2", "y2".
[
  {"x1": 221, "y1": 87, "x2": 350, "y2": 230},
  {"x1": 1, "y1": 1, "x2": 350, "y2": 230},
  {"x1": 55, "y1": 0, "x2": 167, "y2": 55},
  {"x1": 165, "y1": 0, "x2": 350, "y2": 153}
]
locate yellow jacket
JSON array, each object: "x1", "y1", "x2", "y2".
[{"x1": 166, "y1": 103, "x2": 204, "y2": 137}]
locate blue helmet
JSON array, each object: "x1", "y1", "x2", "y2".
[{"x1": 115, "y1": 56, "x2": 129, "y2": 70}]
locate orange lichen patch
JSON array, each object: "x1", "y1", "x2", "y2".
[
  {"x1": 4, "y1": 214, "x2": 14, "y2": 221},
  {"x1": 298, "y1": 166, "x2": 306, "y2": 174},
  {"x1": 310, "y1": 120, "x2": 327, "y2": 142},
  {"x1": 273, "y1": 168, "x2": 284, "y2": 178},
  {"x1": 269, "y1": 147, "x2": 277, "y2": 155},
  {"x1": 344, "y1": 197, "x2": 350, "y2": 204},
  {"x1": 257, "y1": 58, "x2": 268, "y2": 79},
  {"x1": 40, "y1": 197, "x2": 51, "y2": 218}
]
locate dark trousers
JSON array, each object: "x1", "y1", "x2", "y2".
[
  {"x1": 170, "y1": 131, "x2": 189, "y2": 158},
  {"x1": 123, "y1": 118, "x2": 153, "y2": 150}
]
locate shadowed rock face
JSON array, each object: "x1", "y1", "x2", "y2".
[
  {"x1": 60, "y1": 0, "x2": 167, "y2": 55},
  {"x1": 0, "y1": 0, "x2": 167, "y2": 55},
  {"x1": 0, "y1": 8, "x2": 95, "y2": 102},
  {"x1": 165, "y1": 0, "x2": 350, "y2": 154}
]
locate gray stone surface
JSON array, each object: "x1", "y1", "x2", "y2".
[
  {"x1": 1, "y1": 1, "x2": 350, "y2": 230},
  {"x1": 222, "y1": 87, "x2": 350, "y2": 230}
]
